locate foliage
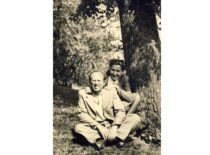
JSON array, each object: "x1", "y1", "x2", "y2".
[
  {"x1": 71, "y1": 0, "x2": 161, "y2": 89},
  {"x1": 53, "y1": 0, "x2": 123, "y2": 86},
  {"x1": 137, "y1": 78, "x2": 161, "y2": 145},
  {"x1": 53, "y1": 0, "x2": 161, "y2": 149},
  {"x1": 53, "y1": 0, "x2": 161, "y2": 87},
  {"x1": 75, "y1": 0, "x2": 160, "y2": 19}
]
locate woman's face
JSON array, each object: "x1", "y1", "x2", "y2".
[{"x1": 109, "y1": 64, "x2": 123, "y2": 81}]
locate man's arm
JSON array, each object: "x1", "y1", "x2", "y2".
[
  {"x1": 116, "y1": 74, "x2": 133, "y2": 102},
  {"x1": 107, "y1": 89, "x2": 126, "y2": 141},
  {"x1": 111, "y1": 89, "x2": 126, "y2": 126},
  {"x1": 115, "y1": 86, "x2": 133, "y2": 103}
]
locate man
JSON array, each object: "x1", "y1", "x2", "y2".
[
  {"x1": 74, "y1": 71, "x2": 140, "y2": 150},
  {"x1": 106, "y1": 59, "x2": 141, "y2": 114},
  {"x1": 85, "y1": 59, "x2": 141, "y2": 114}
]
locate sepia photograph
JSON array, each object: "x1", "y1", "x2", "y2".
[
  {"x1": 53, "y1": 0, "x2": 161, "y2": 154},
  {"x1": 2, "y1": 0, "x2": 210, "y2": 155}
]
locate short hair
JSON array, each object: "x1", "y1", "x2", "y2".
[
  {"x1": 109, "y1": 59, "x2": 125, "y2": 71},
  {"x1": 89, "y1": 71, "x2": 106, "y2": 83}
]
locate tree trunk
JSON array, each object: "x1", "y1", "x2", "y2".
[{"x1": 117, "y1": 0, "x2": 161, "y2": 92}]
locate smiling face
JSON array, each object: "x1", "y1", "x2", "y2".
[
  {"x1": 109, "y1": 64, "x2": 123, "y2": 81},
  {"x1": 89, "y1": 72, "x2": 105, "y2": 94}
]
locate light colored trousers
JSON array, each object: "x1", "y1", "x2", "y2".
[{"x1": 74, "y1": 114, "x2": 140, "y2": 143}]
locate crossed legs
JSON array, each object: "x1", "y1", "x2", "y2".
[{"x1": 74, "y1": 114, "x2": 141, "y2": 144}]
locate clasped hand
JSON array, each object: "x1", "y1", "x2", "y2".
[{"x1": 97, "y1": 125, "x2": 118, "y2": 141}]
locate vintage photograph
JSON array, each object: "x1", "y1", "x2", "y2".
[{"x1": 53, "y1": 0, "x2": 161, "y2": 154}]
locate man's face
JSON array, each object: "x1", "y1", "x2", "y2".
[
  {"x1": 90, "y1": 72, "x2": 105, "y2": 94},
  {"x1": 110, "y1": 65, "x2": 123, "y2": 81}
]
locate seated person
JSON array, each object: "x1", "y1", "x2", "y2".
[
  {"x1": 106, "y1": 59, "x2": 141, "y2": 114},
  {"x1": 74, "y1": 71, "x2": 140, "y2": 150}
]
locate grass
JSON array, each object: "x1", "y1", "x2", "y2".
[{"x1": 53, "y1": 84, "x2": 160, "y2": 155}]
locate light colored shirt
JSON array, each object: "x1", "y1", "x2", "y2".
[
  {"x1": 92, "y1": 93, "x2": 106, "y2": 122},
  {"x1": 107, "y1": 76, "x2": 118, "y2": 88}
]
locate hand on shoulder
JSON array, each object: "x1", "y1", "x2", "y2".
[{"x1": 85, "y1": 86, "x2": 91, "y2": 93}]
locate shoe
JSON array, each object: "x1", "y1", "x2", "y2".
[
  {"x1": 116, "y1": 139, "x2": 125, "y2": 148},
  {"x1": 91, "y1": 141, "x2": 104, "y2": 151},
  {"x1": 71, "y1": 129, "x2": 89, "y2": 145}
]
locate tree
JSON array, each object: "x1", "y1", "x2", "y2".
[
  {"x1": 74, "y1": 0, "x2": 161, "y2": 144},
  {"x1": 115, "y1": 0, "x2": 161, "y2": 143},
  {"x1": 54, "y1": 0, "x2": 124, "y2": 87},
  {"x1": 117, "y1": 0, "x2": 161, "y2": 91},
  {"x1": 75, "y1": 0, "x2": 161, "y2": 90},
  {"x1": 54, "y1": 0, "x2": 161, "y2": 144}
]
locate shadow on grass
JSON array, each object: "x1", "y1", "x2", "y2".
[
  {"x1": 53, "y1": 83, "x2": 161, "y2": 154},
  {"x1": 71, "y1": 129, "x2": 90, "y2": 146},
  {"x1": 54, "y1": 83, "x2": 79, "y2": 106}
]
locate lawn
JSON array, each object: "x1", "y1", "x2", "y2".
[{"x1": 53, "y1": 85, "x2": 160, "y2": 155}]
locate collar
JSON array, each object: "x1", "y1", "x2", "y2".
[
  {"x1": 87, "y1": 88, "x2": 105, "y2": 96},
  {"x1": 108, "y1": 76, "x2": 119, "y2": 85}
]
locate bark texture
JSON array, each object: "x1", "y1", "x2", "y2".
[{"x1": 117, "y1": 0, "x2": 161, "y2": 91}]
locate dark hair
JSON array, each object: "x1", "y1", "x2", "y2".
[{"x1": 109, "y1": 59, "x2": 125, "y2": 71}]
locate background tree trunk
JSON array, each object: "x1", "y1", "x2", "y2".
[{"x1": 117, "y1": 0, "x2": 161, "y2": 92}]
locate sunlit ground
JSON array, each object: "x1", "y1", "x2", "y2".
[{"x1": 53, "y1": 86, "x2": 160, "y2": 155}]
